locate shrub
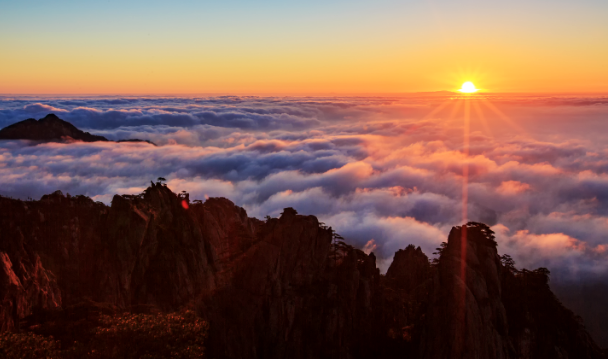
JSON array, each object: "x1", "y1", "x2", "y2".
[
  {"x1": 81, "y1": 310, "x2": 208, "y2": 359},
  {"x1": 0, "y1": 331, "x2": 61, "y2": 359},
  {"x1": 1, "y1": 310, "x2": 208, "y2": 359}
]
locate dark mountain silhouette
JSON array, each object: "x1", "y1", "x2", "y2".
[
  {"x1": 553, "y1": 280, "x2": 608, "y2": 351},
  {"x1": 0, "y1": 114, "x2": 155, "y2": 145},
  {"x1": 0, "y1": 184, "x2": 604, "y2": 358},
  {"x1": 0, "y1": 114, "x2": 108, "y2": 142}
]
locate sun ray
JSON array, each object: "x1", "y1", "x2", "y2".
[
  {"x1": 460, "y1": 98, "x2": 471, "y2": 344},
  {"x1": 480, "y1": 99, "x2": 527, "y2": 135},
  {"x1": 421, "y1": 99, "x2": 453, "y2": 121},
  {"x1": 473, "y1": 101, "x2": 494, "y2": 138},
  {"x1": 447, "y1": 99, "x2": 463, "y2": 125},
  {"x1": 401, "y1": 99, "x2": 454, "y2": 137},
  {"x1": 462, "y1": 99, "x2": 470, "y2": 224}
]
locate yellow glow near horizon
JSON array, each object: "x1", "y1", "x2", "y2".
[
  {"x1": 1, "y1": 1, "x2": 607, "y2": 94},
  {"x1": 459, "y1": 81, "x2": 479, "y2": 93}
]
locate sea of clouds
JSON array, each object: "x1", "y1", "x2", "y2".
[{"x1": 1, "y1": 94, "x2": 607, "y2": 280}]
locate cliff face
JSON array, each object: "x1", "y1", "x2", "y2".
[
  {"x1": 0, "y1": 186, "x2": 604, "y2": 358},
  {"x1": 501, "y1": 261, "x2": 604, "y2": 358},
  {"x1": 421, "y1": 224, "x2": 511, "y2": 359},
  {"x1": 420, "y1": 223, "x2": 605, "y2": 359},
  {"x1": 0, "y1": 184, "x2": 379, "y2": 358}
]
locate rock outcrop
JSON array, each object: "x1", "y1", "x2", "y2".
[
  {"x1": 421, "y1": 223, "x2": 511, "y2": 359},
  {"x1": 0, "y1": 114, "x2": 108, "y2": 142},
  {"x1": 0, "y1": 114, "x2": 155, "y2": 145},
  {"x1": 420, "y1": 223, "x2": 605, "y2": 359},
  {"x1": 0, "y1": 186, "x2": 604, "y2": 358}
]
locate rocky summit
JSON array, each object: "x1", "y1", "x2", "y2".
[
  {"x1": 0, "y1": 183, "x2": 605, "y2": 358},
  {"x1": 0, "y1": 113, "x2": 154, "y2": 145},
  {"x1": 0, "y1": 114, "x2": 108, "y2": 142}
]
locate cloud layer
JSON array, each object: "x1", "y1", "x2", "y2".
[{"x1": 1, "y1": 94, "x2": 608, "y2": 279}]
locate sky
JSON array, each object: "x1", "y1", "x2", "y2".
[
  {"x1": 1, "y1": 0, "x2": 608, "y2": 94},
  {"x1": 2, "y1": 0, "x2": 608, "y2": 344}
]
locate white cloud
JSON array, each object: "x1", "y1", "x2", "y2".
[{"x1": 1, "y1": 94, "x2": 607, "y2": 279}]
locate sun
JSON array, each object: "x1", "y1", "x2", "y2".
[{"x1": 459, "y1": 81, "x2": 479, "y2": 93}]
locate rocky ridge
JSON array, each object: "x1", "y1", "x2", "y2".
[
  {"x1": 0, "y1": 184, "x2": 604, "y2": 358},
  {"x1": 0, "y1": 114, "x2": 154, "y2": 145}
]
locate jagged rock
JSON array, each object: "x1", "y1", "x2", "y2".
[
  {"x1": 0, "y1": 231, "x2": 62, "y2": 331},
  {"x1": 420, "y1": 222, "x2": 604, "y2": 359},
  {"x1": 0, "y1": 188, "x2": 604, "y2": 358},
  {"x1": 366, "y1": 244, "x2": 433, "y2": 358},
  {"x1": 386, "y1": 244, "x2": 431, "y2": 292},
  {"x1": 501, "y1": 263, "x2": 604, "y2": 358},
  {"x1": 421, "y1": 223, "x2": 511, "y2": 359}
]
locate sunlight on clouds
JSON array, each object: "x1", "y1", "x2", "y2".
[
  {"x1": 496, "y1": 180, "x2": 530, "y2": 195},
  {"x1": 1, "y1": 94, "x2": 608, "y2": 279}
]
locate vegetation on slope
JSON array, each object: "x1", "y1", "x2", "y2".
[{"x1": 0, "y1": 304, "x2": 208, "y2": 359}]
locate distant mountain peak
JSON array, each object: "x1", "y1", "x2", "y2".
[
  {"x1": 41, "y1": 113, "x2": 60, "y2": 120},
  {"x1": 0, "y1": 113, "x2": 108, "y2": 142},
  {"x1": 0, "y1": 113, "x2": 155, "y2": 145}
]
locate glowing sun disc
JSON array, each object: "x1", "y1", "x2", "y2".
[{"x1": 459, "y1": 81, "x2": 479, "y2": 93}]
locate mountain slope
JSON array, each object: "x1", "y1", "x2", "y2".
[
  {"x1": 0, "y1": 185, "x2": 604, "y2": 358},
  {"x1": 0, "y1": 114, "x2": 155, "y2": 145},
  {"x1": 0, "y1": 114, "x2": 108, "y2": 142}
]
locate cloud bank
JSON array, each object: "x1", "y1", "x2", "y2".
[{"x1": 1, "y1": 94, "x2": 608, "y2": 280}]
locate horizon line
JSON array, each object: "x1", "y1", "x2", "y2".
[{"x1": 1, "y1": 91, "x2": 608, "y2": 97}]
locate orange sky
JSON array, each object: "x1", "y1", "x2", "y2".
[{"x1": 1, "y1": 0, "x2": 607, "y2": 94}]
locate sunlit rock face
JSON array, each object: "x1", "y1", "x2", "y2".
[
  {"x1": 0, "y1": 186, "x2": 604, "y2": 358},
  {"x1": 0, "y1": 251, "x2": 61, "y2": 332}
]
